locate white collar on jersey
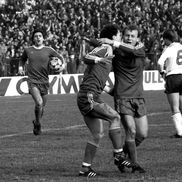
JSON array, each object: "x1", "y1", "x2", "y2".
[{"x1": 33, "y1": 45, "x2": 45, "y2": 49}]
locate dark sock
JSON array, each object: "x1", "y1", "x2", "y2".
[
  {"x1": 123, "y1": 143, "x2": 129, "y2": 155},
  {"x1": 83, "y1": 142, "x2": 98, "y2": 165},
  {"x1": 35, "y1": 106, "x2": 43, "y2": 123},
  {"x1": 125, "y1": 140, "x2": 137, "y2": 163},
  {"x1": 109, "y1": 128, "x2": 122, "y2": 149}
]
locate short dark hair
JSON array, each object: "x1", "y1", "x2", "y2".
[
  {"x1": 123, "y1": 25, "x2": 140, "y2": 37},
  {"x1": 163, "y1": 29, "x2": 176, "y2": 42},
  {"x1": 31, "y1": 29, "x2": 45, "y2": 42},
  {"x1": 100, "y1": 24, "x2": 120, "y2": 39}
]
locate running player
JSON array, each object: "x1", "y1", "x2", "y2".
[
  {"x1": 77, "y1": 24, "x2": 134, "y2": 178},
  {"x1": 158, "y1": 29, "x2": 182, "y2": 138},
  {"x1": 19, "y1": 29, "x2": 65, "y2": 135}
]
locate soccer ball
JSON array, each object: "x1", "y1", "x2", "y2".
[{"x1": 49, "y1": 57, "x2": 64, "y2": 72}]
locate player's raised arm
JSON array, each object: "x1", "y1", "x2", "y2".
[
  {"x1": 83, "y1": 54, "x2": 102, "y2": 64},
  {"x1": 99, "y1": 38, "x2": 145, "y2": 57},
  {"x1": 83, "y1": 44, "x2": 114, "y2": 64}
]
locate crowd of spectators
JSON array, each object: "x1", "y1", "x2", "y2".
[{"x1": 0, "y1": 0, "x2": 182, "y2": 76}]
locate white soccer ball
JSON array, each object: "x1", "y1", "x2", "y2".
[{"x1": 49, "y1": 57, "x2": 64, "y2": 71}]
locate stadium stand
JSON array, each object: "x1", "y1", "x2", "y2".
[{"x1": 0, "y1": 0, "x2": 181, "y2": 76}]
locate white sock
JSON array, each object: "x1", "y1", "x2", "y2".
[
  {"x1": 113, "y1": 148, "x2": 123, "y2": 153},
  {"x1": 172, "y1": 113, "x2": 182, "y2": 135},
  {"x1": 82, "y1": 162, "x2": 91, "y2": 167}
]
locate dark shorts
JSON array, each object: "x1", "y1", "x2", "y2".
[
  {"x1": 28, "y1": 81, "x2": 49, "y2": 96},
  {"x1": 77, "y1": 91, "x2": 119, "y2": 121},
  {"x1": 115, "y1": 98, "x2": 147, "y2": 118},
  {"x1": 165, "y1": 74, "x2": 182, "y2": 94}
]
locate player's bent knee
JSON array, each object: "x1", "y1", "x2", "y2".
[
  {"x1": 35, "y1": 102, "x2": 43, "y2": 109},
  {"x1": 139, "y1": 128, "x2": 148, "y2": 138},
  {"x1": 141, "y1": 132, "x2": 148, "y2": 139},
  {"x1": 110, "y1": 119, "x2": 121, "y2": 130},
  {"x1": 126, "y1": 129, "x2": 136, "y2": 139},
  {"x1": 114, "y1": 113, "x2": 120, "y2": 122},
  {"x1": 92, "y1": 132, "x2": 104, "y2": 145},
  {"x1": 109, "y1": 113, "x2": 121, "y2": 129}
]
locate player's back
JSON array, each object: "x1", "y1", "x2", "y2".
[
  {"x1": 165, "y1": 42, "x2": 182, "y2": 75},
  {"x1": 79, "y1": 44, "x2": 113, "y2": 95}
]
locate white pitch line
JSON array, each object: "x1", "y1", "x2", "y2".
[
  {"x1": 148, "y1": 111, "x2": 170, "y2": 116},
  {"x1": 0, "y1": 111, "x2": 171, "y2": 139},
  {"x1": 0, "y1": 124, "x2": 85, "y2": 139}
]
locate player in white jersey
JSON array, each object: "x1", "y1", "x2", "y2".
[{"x1": 158, "y1": 29, "x2": 182, "y2": 138}]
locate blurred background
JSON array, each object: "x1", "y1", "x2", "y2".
[{"x1": 0, "y1": 0, "x2": 181, "y2": 76}]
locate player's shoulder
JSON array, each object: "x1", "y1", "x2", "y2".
[
  {"x1": 43, "y1": 46, "x2": 57, "y2": 52},
  {"x1": 165, "y1": 43, "x2": 182, "y2": 53},
  {"x1": 26, "y1": 45, "x2": 34, "y2": 50},
  {"x1": 90, "y1": 44, "x2": 113, "y2": 57},
  {"x1": 175, "y1": 42, "x2": 182, "y2": 48},
  {"x1": 24, "y1": 46, "x2": 34, "y2": 53},
  {"x1": 169, "y1": 42, "x2": 182, "y2": 48}
]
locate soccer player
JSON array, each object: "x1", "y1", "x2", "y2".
[
  {"x1": 158, "y1": 29, "x2": 182, "y2": 138},
  {"x1": 19, "y1": 29, "x2": 65, "y2": 135},
  {"x1": 98, "y1": 25, "x2": 148, "y2": 173},
  {"x1": 77, "y1": 24, "x2": 134, "y2": 178}
]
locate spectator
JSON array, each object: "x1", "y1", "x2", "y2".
[
  {"x1": 0, "y1": 0, "x2": 182, "y2": 76},
  {"x1": 60, "y1": 46, "x2": 69, "y2": 74}
]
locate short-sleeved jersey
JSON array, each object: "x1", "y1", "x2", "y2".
[
  {"x1": 79, "y1": 44, "x2": 113, "y2": 95},
  {"x1": 21, "y1": 46, "x2": 64, "y2": 84},
  {"x1": 158, "y1": 42, "x2": 182, "y2": 76},
  {"x1": 113, "y1": 44, "x2": 145, "y2": 99}
]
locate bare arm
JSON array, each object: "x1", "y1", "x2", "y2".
[
  {"x1": 103, "y1": 85, "x2": 114, "y2": 96},
  {"x1": 99, "y1": 38, "x2": 145, "y2": 57}
]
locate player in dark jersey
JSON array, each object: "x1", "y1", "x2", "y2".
[
  {"x1": 99, "y1": 25, "x2": 148, "y2": 173},
  {"x1": 19, "y1": 29, "x2": 65, "y2": 135},
  {"x1": 77, "y1": 24, "x2": 134, "y2": 178}
]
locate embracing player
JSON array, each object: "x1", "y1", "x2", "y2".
[
  {"x1": 77, "y1": 24, "x2": 134, "y2": 178},
  {"x1": 87, "y1": 25, "x2": 148, "y2": 173}
]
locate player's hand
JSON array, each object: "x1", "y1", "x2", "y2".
[
  {"x1": 135, "y1": 42, "x2": 144, "y2": 49},
  {"x1": 98, "y1": 38, "x2": 114, "y2": 45},
  {"x1": 105, "y1": 55, "x2": 115, "y2": 60},
  {"x1": 160, "y1": 71, "x2": 166, "y2": 80},
  {"x1": 18, "y1": 67, "x2": 25, "y2": 76},
  {"x1": 103, "y1": 85, "x2": 114, "y2": 96},
  {"x1": 96, "y1": 56, "x2": 115, "y2": 64},
  {"x1": 54, "y1": 64, "x2": 65, "y2": 73},
  {"x1": 18, "y1": 71, "x2": 25, "y2": 76}
]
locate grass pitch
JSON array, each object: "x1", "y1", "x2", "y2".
[{"x1": 0, "y1": 91, "x2": 182, "y2": 182}]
